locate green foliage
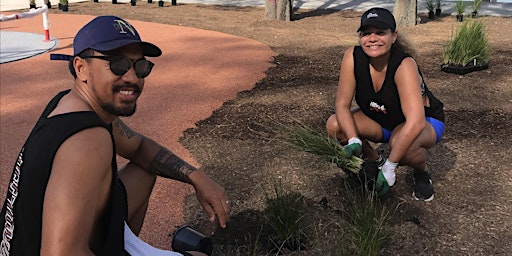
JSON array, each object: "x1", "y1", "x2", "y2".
[
  {"x1": 265, "y1": 182, "x2": 306, "y2": 252},
  {"x1": 59, "y1": 0, "x2": 68, "y2": 4},
  {"x1": 443, "y1": 20, "x2": 490, "y2": 67},
  {"x1": 472, "y1": 0, "x2": 484, "y2": 12},
  {"x1": 455, "y1": 0, "x2": 466, "y2": 15},
  {"x1": 332, "y1": 184, "x2": 391, "y2": 256},
  {"x1": 29, "y1": 0, "x2": 35, "y2": 5},
  {"x1": 275, "y1": 122, "x2": 363, "y2": 174}
]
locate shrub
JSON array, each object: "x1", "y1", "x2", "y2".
[
  {"x1": 443, "y1": 20, "x2": 490, "y2": 67},
  {"x1": 264, "y1": 182, "x2": 306, "y2": 252},
  {"x1": 455, "y1": 0, "x2": 466, "y2": 15}
]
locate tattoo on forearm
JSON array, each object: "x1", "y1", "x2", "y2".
[
  {"x1": 150, "y1": 148, "x2": 196, "y2": 183},
  {"x1": 113, "y1": 119, "x2": 136, "y2": 139}
]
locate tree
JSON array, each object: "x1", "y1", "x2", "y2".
[
  {"x1": 393, "y1": 0, "x2": 418, "y2": 28},
  {"x1": 265, "y1": 0, "x2": 293, "y2": 21}
]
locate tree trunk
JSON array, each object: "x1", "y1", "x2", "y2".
[
  {"x1": 393, "y1": 0, "x2": 417, "y2": 28},
  {"x1": 265, "y1": 0, "x2": 292, "y2": 21}
]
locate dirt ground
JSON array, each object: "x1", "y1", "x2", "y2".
[{"x1": 49, "y1": 2, "x2": 512, "y2": 255}]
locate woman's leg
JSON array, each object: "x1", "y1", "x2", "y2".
[{"x1": 389, "y1": 122, "x2": 437, "y2": 171}]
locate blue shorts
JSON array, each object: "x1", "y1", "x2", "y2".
[{"x1": 381, "y1": 117, "x2": 444, "y2": 143}]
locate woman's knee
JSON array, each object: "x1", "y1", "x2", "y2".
[{"x1": 326, "y1": 114, "x2": 344, "y2": 139}]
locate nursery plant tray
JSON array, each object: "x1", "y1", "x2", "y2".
[{"x1": 440, "y1": 63, "x2": 489, "y2": 75}]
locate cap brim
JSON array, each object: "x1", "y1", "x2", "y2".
[
  {"x1": 357, "y1": 21, "x2": 392, "y2": 32},
  {"x1": 89, "y1": 39, "x2": 162, "y2": 57}
]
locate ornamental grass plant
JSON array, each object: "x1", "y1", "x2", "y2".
[
  {"x1": 443, "y1": 20, "x2": 490, "y2": 67},
  {"x1": 275, "y1": 122, "x2": 363, "y2": 174},
  {"x1": 264, "y1": 181, "x2": 306, "y2": 253}
]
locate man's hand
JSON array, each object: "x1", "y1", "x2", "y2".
[
  {"x1": 375, "y1": 159, "x2": 398, "y2": 195},
  {"x1": 189, "y1": 170, "x2": 229, "y2": 228},
  {"x1": 344, "y1": 137, "x2": 362, "y2": 158}
]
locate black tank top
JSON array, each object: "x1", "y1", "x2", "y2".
[
  {"x1": 0, "y1": 90, "x2": 127, "y2": 255},
  {"x1": 353, "y1": 46, "x2": 445, "y2": 130}
]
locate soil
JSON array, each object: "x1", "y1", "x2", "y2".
[{"x1": 49, "y1": 2, "x2": 512, "y2": 255}]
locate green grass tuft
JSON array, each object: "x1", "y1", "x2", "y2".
[
  {"x1": 443, "y1": 19, "x2": 490, "y2": 67},
  {"x1": 265, "y1": 181, "x2": 306, "y2": 252},
  {"x1": 275, "y1": 122, "x2": 363, "y2": 174}
]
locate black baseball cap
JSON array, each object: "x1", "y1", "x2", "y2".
[{"x1": 357, "y1": 7, "x2": 396, "y2": 32}]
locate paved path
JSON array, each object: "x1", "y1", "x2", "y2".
[{"x1": 1, "y1": 0, "x2": 511, "y2": 16}]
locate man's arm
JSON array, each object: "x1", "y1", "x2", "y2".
[
  {"x1": 41, "y1": 127, "x2": 113, "y2": 255},
  {"x1": 112, "y1": 118, "x2": 229, "y2": 228},
  {"x1": 112, "y1": 118, "x2": 196, "y2": 183}
]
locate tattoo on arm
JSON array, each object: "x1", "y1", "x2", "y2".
[
  {"x1": 149, "y1": 148, "x2": 196, "y2": 184},
  {"x1": 113, "y1": 119, "x2": 136, "y2": 139}
]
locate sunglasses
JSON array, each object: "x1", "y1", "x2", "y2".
[{"x1": 84, "y1": 55, "x2": 154, "y2": 78}]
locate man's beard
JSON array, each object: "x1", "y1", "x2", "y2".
[{"x1": 101, "y1": 102, "x2": 137, "y2": 117}]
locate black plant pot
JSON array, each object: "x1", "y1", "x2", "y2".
[
  {"x1": 148, "y1": 0, "x2": 152, "y2": 3},
  {"x1": 472, "y1": 11, "x2": 478, "y2": 18},
  {"x1": 435, "y1": 8, "x2": 441, "y2": 16},
  {"x1": 112, "y1": 0, "x2": 117, "y2": 4},
  {"x1": 428, "y1": 11, "x2": 435, "y2": 19},
  {"x1": 158, "y1": 0, "x2": 164, "y2": 7},
  {"x1": 46, "y1": 1, "x2": 51, "y2": 8},
  {"x1": 456, "y1": 14, "x2": 463, "y2": 22},
  {"x1": 441, "y1": 63, "x2": 489, "y2": 75},
  {"x1": 171, "y1": 0, "x2": 176, "y2": 5},
  {"x1": 61, "y1": 4, "x2": 68, "y2": 11},
  {"x1": 93, "y1": 0, "x2": 98, "y2": 2},
  {"x1": 29, "y1": 3, "x2": 36, "y2": 9},
  {"x1": 131, "y1": 0, "x2": 136, "y2": 6}
]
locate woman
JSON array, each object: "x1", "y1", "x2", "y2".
[{"x1": 326, "y1": 7, "x2": 445, "y2": 201}]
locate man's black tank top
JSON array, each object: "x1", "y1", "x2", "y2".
[
  {"x1": 353, "y1": 46, "x2": 445, "y2": 131},
  {"x1": 0, "y1": 90, "x2": 127, "y2": 255}
]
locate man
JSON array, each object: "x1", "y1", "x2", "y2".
[{"x1": 0, "y1": 15, "x2": 228, "y2": 255}]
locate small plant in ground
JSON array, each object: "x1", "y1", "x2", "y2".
[
  {"x1": 275, "y1": 121, "x2": 363, "y2": 174},
  {"x1": 472, "y1": 0, "x2": 484, "y2": 15},
  {"x1": 336, "y1": 183, "x2": 391, "y2": 256},
  {"x1": 264, "y1": 181, "x2": 307, "y2": 253},
  {"x1": 455, "y1": 0, "x2": 466, "y2": 16},
  {"x1": 435, "y1": 0, "x2": 444, "y2": 14},
  {"x1": 443, "y1": 20, "x2": 490, "y2": 67},
  {"x1": 246, "y1": 226, "x2": 271, "y2": 256},
  {"x1": 425, "y1": 0, "x2": 435, "y2": 19},
  {"x1": 425, "y1": 0, "x2": 435, "y2": 12}
]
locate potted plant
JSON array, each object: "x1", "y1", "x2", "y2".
[
  {"x1": 455, "y1": 0, "x2": 466, "y2": 22},
  {"x1": 435, "y1": 0, "x2": 443, "y2": 16},
  {"x1": 59, "y1": 0, "x2": 68, "y2": 11},
  {"x1": 29, "y1": 0, "x2": 36, "y2": 9},
  {"x1": 158, "y1": 0, "x2": 164, "y2": 7},
  {"x1": 131, "y1": 0, "x2": 136, "y2": 6},
  {"x1": 441, "y1": 20, "x2": 490, "y2": 75},
  {"x1": 471, "y1": 0, "x2": 483, "y2": 18},
  {"x1": 425, "y1": 0, "x2": 435, "y2": 19},
  {"x1": 45, "y1": 0, "x2": 51, "y2": 8}
]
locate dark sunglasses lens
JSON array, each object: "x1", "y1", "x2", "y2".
[
  {"x1": 109, "y1": 57, "x2": 131, "y2": 76},
  {"x1": 134, "y1": 60, "x2": 154, "y2": 78}
]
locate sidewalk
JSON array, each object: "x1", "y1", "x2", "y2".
[{"x1": 1, "y1": 0, "x2": 511, "y2": 17}]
